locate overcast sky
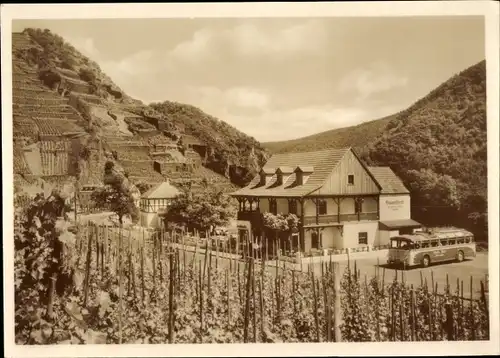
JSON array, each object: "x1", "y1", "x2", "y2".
[{"x1": 13, "y1": 17, "x2": 485, "y2": 142}]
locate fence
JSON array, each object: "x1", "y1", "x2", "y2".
[{"x1": 55, "y1": 223, "x2": 490, "y2": 344}]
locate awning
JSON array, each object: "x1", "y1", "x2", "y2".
[{"x1": 379, "y1": 219, "x2": 422, "y2": 230}]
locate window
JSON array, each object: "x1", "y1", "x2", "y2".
[
  {"x1": 288, "y1": 200, "x2": 297, "y2": 215},
  {"x1": 317, "y1": 199, "x2": 327, "y2": 215},
  {"x1": 439, "y1": 239, "x2": 448, "y2": 246},
  {"x1": 421, "y1": 242, "x2": 430, "y2": 248},
  {"x1": 269, "y1": 200, "x2": 277, "y2": 215},
  {"x1": 448, "y1": 239, "x2": 456, "y2": 245},
  {"x1": 354, "y1": 199, "x2": 363, "y2": 214},
  {"x1": 348, "y1": 174, "x2": 354, "y2": 185},
  {"x1": 358, "y1": 232, "x2": 368, "y2": 245},
  {"x1": 430, "y1": 241, "x2": 438, "y2": 247},
  {"x1": 390, "y1": 239, "x2": 399, "y2": 248},
  {"x1": 457, "y1": 238, "x2": 465, "y2": 244},
  {"x1": 311, "y1": 231, "x2": 320, "y2": 249}
]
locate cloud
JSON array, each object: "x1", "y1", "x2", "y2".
[
  {"x1": 183, "y1": 85, "x2": 399, "y2": 142},
  {"x1": 338, "y1": 62, "x2": 409, "y2": 101},
  {"x1": 62, "y1": 35, "x2": 160, "y2": 99},
  {"x1": 167, "y1": 20, "x2": 328, "y2": 64}
]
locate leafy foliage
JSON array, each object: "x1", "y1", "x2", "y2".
[
  {"x1": 90, "y1": 161, "x2": 139, "y2": 224},
  {"x1": 164, "y1": 182, "x2": 236, "y2": 233}
]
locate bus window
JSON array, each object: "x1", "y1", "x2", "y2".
[
  {"x1": 465, "y1": 237, "x2": 471, "y2": 243},
  {"x1": 421, "y1": 242, "x2": 430, "y2": 248},
  {"x1": 430, "y1": 241, "x2": 438, "y2": 247},
  {"x1": 448, "y1": 239, "x2": 456, "y2": 245},
  {"x1": 439, "y1": 239, "x2": 448, "y2": 246},
  {"x1": 400, "y1": 241, "x2": 408, "y2": 249},
  {"x1": 457, "y1": 238, "x2": 465, "y2": 244},
  {"x1": 414, "y1": 242, "x2": 421, "y2": 249}
]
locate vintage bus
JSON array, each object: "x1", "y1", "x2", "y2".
[{"x1": 387, "y1": 228, "x2": 476, "y2": 268}]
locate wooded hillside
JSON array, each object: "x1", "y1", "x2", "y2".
[{"x1": 265, "y1": 60, "x2": 488, "y2": 241}]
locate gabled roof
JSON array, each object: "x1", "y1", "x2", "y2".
[
  {"x1": 231, "y1": 148, "x2": 350, "y2": 197},
  {"x1": 367, "y1": 167, "x2": 410, "y2": 194},
  {"x1": 141, "y1": 180, "x2": 181, "y2": 199}
]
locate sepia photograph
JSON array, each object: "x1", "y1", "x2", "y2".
[{"x1": 2, "y1": 2, "x2": 499, "y2": 357}]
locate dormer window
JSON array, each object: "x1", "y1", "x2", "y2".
[
  {"x1": 276, "y1": 172, "x2": 283, "y2": 185},
  {"x1": 348, "y1": 174, "x2": 354, "y2": 185},
  {"x1": 294, "y1": 166, "x2": 314, "y2": 186}
]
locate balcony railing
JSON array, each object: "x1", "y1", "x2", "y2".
[
  {"x1": 237, "y1": 211, "x2": 379, "y2": 228},
  {"x1": 303, "y1": 211, "x2": 378, "y2": 226}
]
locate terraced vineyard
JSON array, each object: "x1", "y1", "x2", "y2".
[{"x1": 12, "y1": 29, "x2": 238, "y2": 194}]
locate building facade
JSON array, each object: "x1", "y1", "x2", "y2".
[
  {"x1": 230, "y1": 147, "x2": 421, "y2": 253},
  {"x1": 139, "y1": 180, "x2": 181, "y2": 228}
]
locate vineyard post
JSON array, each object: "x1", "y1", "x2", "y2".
[
  {"x1": 202, "y1": 235, "x2": 209, "y2": 281},
  {"x1": 292, "y1": 270, "x2": 297, "y2": 319},
  {"x1": 311, "y1": 272, "x2": 320, "y2": 342},
  {"x1": 226, "y1": 268, "x2": 231, "y2": 328},
  {"x1": 480, "y1": 280, "x2": 489, "y2": 332},
  {"x1": 429, "y1": 283, "x2": 435, "y2": 340},
  {"x1": 252, "y1": 263, "x2": 257, "y2": 343},
  {"x1": 445, "y1": 301, "x2": 454, "y2": 341},
  {"x1": 243, "y1": 257, "x2": 254, "y2": 343},
  {"x1": 152, "y1": 231, "x2": 157, "y2": 299},
  {"x1": 410, "y1": 285, "x2": 416, "y2": 341},
  {"x1": 118, "y1": 218, "x2": 124, "y2": 344},
  {"x1": 322, "y1": 274, "x2": 330, "y2": 342},
  {"x1": 215, "y1": 236, "x2": 219, "y2": 270},
  {"x1": 208, "y1": 239, "x2": 213, "y2": 310},
  {"x1": 198, "y1": 263, "x2": 203, "y2": 343},
  {"x1": 46, "y1": 274, "x2": 57, "y2": 321},
  {"x1": 470, "y1": 276, "x2": 475, "y2": 340},
  {"x1": 182, "y1": 230, "x2": 186, "y2": 284},
  {"x1": 158, "y1": 231, "x2": 163, "y2": 284},
  {"x1": 460, "y1": 280, "x2": 464, "y2": 339},
  {"x1": 446, "y1": 274, "x2": 450, "y2": 296},
  {"x1": 83, "y1": 226, "x2": 93, "y2": 307},
  {"x1": 399, "y1": 287, "x2": 404, "y2": 341},
  {"x1": 238, "y1": 258, "x2": 242, "y2": 306},
  {"x1": 101, "y1": 227, "x2": 105, "y2": 277},
  {"x1": 437, "y1": 283, "x2": 444, "y2": 339},
  {"x1": 259, "y1": 275, "x2": 265, "y2": 343},
  {"x1": 140, "y1": 242, "x2": 145, "y2": 304},
  {"x1": 96, "y1": 226, "x2": 100, "y2": 273},
  {"x1": 168, "y1": 251, "x2": 175, "y2": 344},
  {"x1": 333, "y1": 262, "x2": 341, "y2": 342},
  {"x1": 390, "y1": 285, "x2": 395, "y2": 341}
]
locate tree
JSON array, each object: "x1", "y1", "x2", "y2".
[
  {"x1": 164, "y1": 183, "x2": 235, "y2": 235},
  {"x1": 91, "y1": 161, "x2": 139, "y2": 225}
]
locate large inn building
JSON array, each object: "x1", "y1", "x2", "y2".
[{"x1": 230, "y1": 147, "x2": 421, "y2": 252}]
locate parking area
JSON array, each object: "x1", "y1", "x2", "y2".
[{"x1": 327, "y1": 252, "x2": 489, "y2": 299}]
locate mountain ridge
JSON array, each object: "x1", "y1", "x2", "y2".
[{"x1": 12, "y1": 28, "x2": 268, "y2": 194}]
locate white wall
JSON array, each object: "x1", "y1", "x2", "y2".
[
  {"x1": 141, "y1": 212, "x2": 159, "y2": 228},
  {"x1": 376, "y1": 229, "x2": 400, "y2": 247},
  {"x1": 342, "y1": 222, "x2": 379, "y2": 249},
  {"x1": 304, "y1": 227, "x2": 342, "y2": 250},
  {"x1": 379, "y1": 194, "x2": 411, "y2": 221}
]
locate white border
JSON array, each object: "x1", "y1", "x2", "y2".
[{"x1": 2, "y1": 2, "x2": 499, "y2": 357}]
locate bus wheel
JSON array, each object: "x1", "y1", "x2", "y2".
[
  {"x1": 457, "y1": 250, "x2": 464, "y2": 262},
  {"x1": 422, "y1": 255, "x2": 430, "y2": 268}
]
